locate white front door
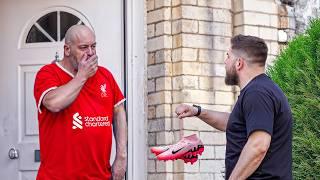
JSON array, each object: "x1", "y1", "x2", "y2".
[{"x1": 0, "y1": 1, "x2": 124, "y2": 179}]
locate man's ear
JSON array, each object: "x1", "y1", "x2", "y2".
[
  {"x1": 236, "y1": 57, "x2": 245, "y2": 71},
  {"x1": 64, "y1": 44, "x2": 71, "y2": 56}
]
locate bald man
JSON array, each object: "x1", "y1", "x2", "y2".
[{"x1": 34, "y1": 25, "x2": 127, "y2": 180}]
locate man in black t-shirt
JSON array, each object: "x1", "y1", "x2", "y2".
[{"x1": 175, "y1": 35, "x2": 292, "y2": 179}]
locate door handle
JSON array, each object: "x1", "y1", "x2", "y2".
[{"x1": 8, "y1": 147, "x2": 19, "y2": 159}]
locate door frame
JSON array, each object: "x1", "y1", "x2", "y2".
[{"x1": 125, "y1": 0, "x2": 147, "y2": 180}]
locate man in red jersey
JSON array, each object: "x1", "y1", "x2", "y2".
[{"x1": 34, "y1": 25, "x2": 127, "y2": 180}]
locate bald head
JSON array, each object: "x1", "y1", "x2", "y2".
[{"x1": 65, "y1": 25, "x2": 95, "y2": 44}]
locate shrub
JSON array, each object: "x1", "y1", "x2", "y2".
[{"x1": 267, "y1": 19, "x2": 320, "y2": 179}]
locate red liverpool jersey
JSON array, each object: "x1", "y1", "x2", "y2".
[{"x1": 34, "y1": 62, "x2": 125, "y2": 180}]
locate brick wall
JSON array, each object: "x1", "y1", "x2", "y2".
[{"x1": 146, "y1": 0, "x2": 287, "y2": 179}]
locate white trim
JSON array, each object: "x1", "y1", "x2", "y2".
[
  {"x1": 126, "y1": 0, "x2": 147, "y2": 179},
  {"x1": 55, "y1": 62, "x2": 75, "y2": 78},
  {"x1": 57, "y1": 11, "x2": 61, "y2": 41},
  {"x1": 37, "y1": 87, "x2": 58, "y2": 113},
  {"x1": 114, "y1": 98, "x2": 126, "y2": 108}
]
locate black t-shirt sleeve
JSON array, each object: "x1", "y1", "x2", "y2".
[{"x1": 243, "y1": 91, "x2": 274, "y2": 137}]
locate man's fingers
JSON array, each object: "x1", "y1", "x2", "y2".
[
  {"x1": 80, "y1": 53, "x2": 88, "y2": 62},
  {"x1": 86, "y1": 54, "x2": 98, "y2": 63},
  {"x1": 178, "y1": 110, "x2": 195, "y2": 119}
]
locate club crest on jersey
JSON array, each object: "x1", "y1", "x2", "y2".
[{"x1": 100, "y1": 83, "x2": 107, "y2": 97}]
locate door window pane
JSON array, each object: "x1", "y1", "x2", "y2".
[
  {"x1": 60, "y1": 12, "x2": 81, "y2": 41},
  {"x1": 26, "y1": 25, "x2": 50, "y2": 43},
  {"x1": 37, "y1": 12, "x2": 57, "y2": 41}
]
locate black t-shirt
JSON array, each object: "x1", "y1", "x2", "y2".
[{"x1": 226, "y1": 74, "x2": 292, "y2": 179}]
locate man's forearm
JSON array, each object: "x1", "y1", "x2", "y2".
[
  {"x1": 198, "y1": 109, "x2": 230, "y2": 131},
  {"x1": 43, "y1": 76, "x2": 86, "y2": 112},
  {"x1": 229, "y1": 131, "x2": 270, "y2": 180},
  {"x1": 113, "y1": 104, "x2": 127, "y2": 158}
]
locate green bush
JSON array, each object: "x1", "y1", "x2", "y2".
[{"x1": 267, "y1": 19, "x2": 320, "y2": 179}]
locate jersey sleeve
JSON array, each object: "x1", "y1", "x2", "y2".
[
  {"x1": 105, "y1": 70, "x2": 125, "y2": 107},
  {"x1": 34, "y1": 65, "x2": 59, "y2": 113},
  {"x1": 243, "y1": 91, "x2": 275, "y2": 137}
]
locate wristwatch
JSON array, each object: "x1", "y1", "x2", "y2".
[{"x1": 192, "y1": 104, "x2": 201, "y2": 116}]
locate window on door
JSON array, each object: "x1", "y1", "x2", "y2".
[{"x1": 26, "y1": 11, "x2": 85, "y2": 43}]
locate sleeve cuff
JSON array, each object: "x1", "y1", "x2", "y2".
[
  {"x1": 114, "y1": 98, "x2": 126, "y2": 108},
  {"x1": 37, "y1": 87, "x2": 58, "y2": 114}
]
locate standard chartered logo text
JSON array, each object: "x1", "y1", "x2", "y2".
[
  {"x1": 72, "y1": 112, "x2": 110, "y2": 130},
  {"x1": 84, "y1": 116, "x2": 110, "y2": 127}
]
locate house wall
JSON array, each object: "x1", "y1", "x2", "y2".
[{"x1": 146, "y1": 0, "x2": 291, "y2": 179}]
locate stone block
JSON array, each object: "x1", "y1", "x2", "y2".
[
  {"x1": 148, "y1": 91, "x2": 172, "y2": 105},
  {"x1": 155, "y1": 50, "x2": 172, "y2": 63},
  {"x1": 156, "y1": 104, "x2": 172, "y2": 118},
  {"x1": 234, "y1": 25, "x2": 259, "y2": 37},
  {"x1": 148, "y1": 35, "x2": 172, "y2": 52},
  {"x1": 148, "y1": 105, "x2": 156, "y2": 119},
  {"x1": 172, "y1": 19, "x2": 198, "y2": 34},
  {"x1": 198, "y1": 0, "x2": 232, "y2": 9},
  {"x1": 213, "y1": 77, "x2": 233, "y2": 91},
  {"x1": 172, "y1": 0, "x2": 197, "y2": 6},
  {"x1": 172, "y1": 90, "x2": 214, "y2": 104},
  {"x1": 181, "y1": 6, "x2": 213, "y2": 21},
  {"x1": 270, "y1": 15, "x2": 278, "y2": 28},
  {"x1": 234, "y1": 12, "x2": 270, "y2": 27},
  {"x1": 199, "y1": 49, "x2": 225, "y2": 63},
  {"x1": 156, "y1": 77, "x2": 172, "y2": 91},
  {"x1": 199, "y1": 145, "x2": 214, "y2": 159},
  {"x1": 148, "y1": 132, "x2": 156, "y2": 146},
  {"x1": 199, "y1": 21, "x2": 232, "y2": 37},
  {"x1": 215, "y1": 145, "x2": 226, "y2": 159},
  {"x1": 157, "y1": 131, "x2": 174, "y2": 144},
  {"x1": 147, "y1": 8, "x2": 171, "y2": 24},
  {"x1": 232, "y1": 0, "x2": 243, "y2": 13},
  {"x1": 172, "y1": 62, "x2": 201, "y2": 76},
  {"x1": 156, "y1": 161, "x2": 173, "y2": 172},
  {"x1": 148, "y1": 63, "x2": 172, "y2": 79},
  {"x1": 155, "y1": 0, "x2": 171, "y2": 9},
  {"x1": 212, "y1": 36, "x2": 230, "y2": 51},
  {"x1": 148, "y1": 24, "x2": 155, "y2": 37},
  {"x1": 214, "y1": 91, "x2": 235, "y2": 105},
  {"x1": 148, "y1": 160, "x2": 156, "y2": 172},
  {"x1": 243, "y1": 0, "x2": 278, "y2": 14},
  {"x1": 172, "y1": 6, "x2": 182, "y2": 20},
  {"x1": 200, "y1": 132, "x2": 226, "y2": 145},
  {"x1": 172, "y1": 75, "x2": 198, "y2": 90},
  {"x1": 200, "y1": 160, "x2": 225, "y2": 173},
  {"x1": 172, "y1": 48, "x2": 198, "y2": 62},
  {"x1": 156, "y1": 21, "x2": 172, "y2": 36},
  {"x1": 212, "y1": 9, "x2": 232, "y2": 23},
  {"x1": 148, "y1": 79, "x2": 155, "y2": 93},
  {"x1": 147, "y1": 0, "x2": 155, "y2": 11},
  {"x1": 148, "y1": 52, "x2": 155, "y2": 65},
  {"x1": 259, "y1": 27, "x2": 278, "y2": 41},
  {"x1": 182, "y1": 34, "x2": 212, "y2": 49}
]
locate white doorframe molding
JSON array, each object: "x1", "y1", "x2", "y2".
[{"x1": 125, "y1": 0, "x2": 147, "y2": 179}]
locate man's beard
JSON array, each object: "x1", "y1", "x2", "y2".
[
  {"x1": 225, "y1": 66, "x2": 239, "y2": 85},
  {"x1": 70, "y1": 56, "x2": 79, "y2": 70}
]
